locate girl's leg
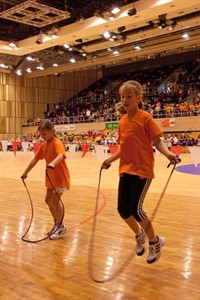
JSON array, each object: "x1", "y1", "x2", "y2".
[
  {"x1": 52, "y1": 191, "x2": 63, "y2": 224},
  {"x1": 45, "y1": 188, "x2": 56, "y2": 221},
  {"x1": 139, "y1": 217, "x2": 157, "y2": 243},
  {"x1": 118, "y1": 174, "x2": 157, "y2": 241},
  {"x1": 123, "y1": 216, "x2": 141, "y2": 236},
  {"x1": 123, "y1": 211, "x2": 157, "y2": 242},
  {"x1": 45, "y1": 188, "x2": 63, "y2": 224}
]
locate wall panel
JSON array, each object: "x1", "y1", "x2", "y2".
[
  {"x1": 0, "y1": 68, "x2": 101, "y2": 139},
  {"x1": 0, "y1": 117, "x2": 6, "y2": 133},
  {"x1": 0, "y1": 101, "x2": 7, "y2": 117}
]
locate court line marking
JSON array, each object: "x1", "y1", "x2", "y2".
[{"x1": 0, "y1": 186, "x2": 107, "y2": 258}]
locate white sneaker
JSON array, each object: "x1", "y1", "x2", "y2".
[
  {"x1": 146, "y1": 235, "x2": 165, "y2": 264},
  {"x1": 47, "y1": 224, "x2": 56, "y2": 236},
  {"x1": 135, "y1": 229, "x2": 146, "y2": 256},
  {"x1": 49, "y1": 225, "x2": 67, "y2": 240}
]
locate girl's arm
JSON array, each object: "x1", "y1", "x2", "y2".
[
  {"x1": 101, "y1": 145, "x2": 121, "y2": 169},
  {"x1": 21, "y1": 158, "x2": 38, "y2": 179},
  {"x1": 47, "y1": 154, "x2": 64, "y2": 169},
  {"x1": 153, "y1": 135, "x2": 180, "y2": 164}
]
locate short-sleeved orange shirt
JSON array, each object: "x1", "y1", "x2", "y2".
[
  {"x1": 35, "y1": 137, "x2": 70, "y2": 189},
  {"x1": 118, "y1": 110, "x2": 162, "y2": 179}
]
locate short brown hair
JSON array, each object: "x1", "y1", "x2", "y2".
[{"x1": 38, "y1": 119, "x2": 55, "y2": 131}]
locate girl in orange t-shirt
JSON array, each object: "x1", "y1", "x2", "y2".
[
  {"x1": 21, "y1": 119, "x2": 70, "y2": 240},
  {"x1": 102, "y1": 80, "x2": 179, "y2": 264}
]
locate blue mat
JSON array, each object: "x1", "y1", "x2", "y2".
[{"x1": 176, "y1": 164, "x2": 200, "y2": 175}]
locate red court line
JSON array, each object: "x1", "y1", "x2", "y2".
[
  {"x1": 68, "y1": 186, "x2": 107, "y2": 231},
  {"x1": 0, "y1": 186, "x2": 107, "y2": 258}
]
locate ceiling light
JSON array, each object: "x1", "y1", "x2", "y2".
[
  {"x1": 108, "y1": 14, "x2": 115, "y2": 20},
  {"x1": 26, "y1": 56, "x2": 35, "y2": 61},
  {"x1": 63, "y1": 44, "x2": 70, "y2": 49},
  {"x1": 36, "y1": 66, "x2": 44, "y2": 70},
  {"x1": 16, "y1": 70, "x2": 22, "y2": 76},
  {"x1": 113, "y1": 50, "x2": 119, "y2": 55},
  {"x1": 53, "y1": 63, "x2": 58, "y2": 67},
  {"x1": 135, "y1": 45, "x2": 141, "y2": 51},
  {"x1": 103, "y1": 31, "x2": 111, "y2": 39},
  {"x1": 69, "y1": 58, "x2": 76, "y2": 63},
  {"x1": 0, "y1": 63, "x2": 8, "y2": 69},
  {"x1": 26, "y1": 68, "x2": 32, "y2": 73},
  {"x1": 50, "y1": 34, "x2": 57, "y2": 39},
  {"x1": 182, "y1": 33, "x2": 189, "y2": 40},
  {"x1": 8, "y1": 42, "x2": 18, "y2": 49},
  {"x1": 111, "y1": 7, "x2": 120, "y2": 14}
]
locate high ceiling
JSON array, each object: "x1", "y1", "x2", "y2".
[{"x1": 0, "y1": 0, "x2": 199, "y2": 78}]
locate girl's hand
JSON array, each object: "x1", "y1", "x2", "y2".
[
  {"x1": 46, "y1": 163, "x2": 54, "y2": 170},
  {"x1": 167, "y1": 154, "x2": 181, "y2": 167},
  {"x1": 101, "y1": 160, "x2": 111, "y2": 170},
  {"x1": 21, "y1": 173, "x2": 28, "y2": 180}
]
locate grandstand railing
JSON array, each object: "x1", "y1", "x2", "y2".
[{"x1": 23, "y1": 108, "x2": 200, "y2": 127}]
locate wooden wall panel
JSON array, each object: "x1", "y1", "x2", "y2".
[
  {"x1": 8, "y1": 85, "x2": 16, "y2": 101},
  {"x1": 0, "y1": 85, "x2": 5, "y2": 100},
  {"x1": 15, "y1": 86, "x2": 23, "y2": 102},
  {"x1": 10, "y1": 102, "x2": 16, "y2": 117},
  {"x1": 0, "y1": 117, "x2": 6, "y2": 133},
  {"x1": 15, "y1": 118, "x2": 21, "y2": 136},
  {"x1": 0, "y1": 73, "x2": 7, "y2": 85},
  {"x1": 0, "y1": 68, "x2": 102, "y2": 139},
  {"x1": 9, "y1": 118, "x2": 16, "y2": 134},
  {"x1": 0, "y1": 101, "x2": 7, "y2": 117}
]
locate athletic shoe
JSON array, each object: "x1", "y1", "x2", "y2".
[
  {"x1": 47, "y1": 224, "x2": 56, "y2": 236},
  {"x1": 49, "y1": 225, "x2": 67, "y2": 240},
  {"x1": 135, "y1": 229, "x2": 146, "y2": 256},
  {"x1": 146, "y1": 235, "x2": 165, "y2": 264}
]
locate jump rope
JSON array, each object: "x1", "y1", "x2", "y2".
[
  {"x1": 21, "y1": 157, "x2": 180, "y2": 279},
  {"x1": 88, "y1": 158, "x2": 181, "y2": 283},
  {"x1": 21, "y1": 167, "x2": 65, "y2": 243}
]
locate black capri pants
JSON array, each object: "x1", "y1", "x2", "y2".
[{"x1": 117, "y1": 173, "x2": 151, "y2": 222}]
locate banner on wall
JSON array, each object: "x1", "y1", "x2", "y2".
[
  {"x1": 105, "y1": 122, "x2": 119, "y2": 130},
  {"x1": 170, "y1": 146, "x2": 182, "y2": 156},
  {"x1": 108, "y1": 145, "x2": 118, "y2": 155},
  {"x1": 188, "y1": 146, "x2": 200, "y2": 167},
  {"x1": 21, "y1": 141, "x2": 29, "y2": 152},
  {"x1": 1, "y1": 140, "x2": 8, "y2": 152},
  {"x1": 161, "y1": 118, "x2": 175, "y2": 127},
  {"x1": 68, "y1": 144, "x2": 76, "y2": 160},
  {"x1": 12, "y1": 141, "x2": 21, "y2": 156},
  {"x1": 81, "y1": 144, "x2": 90, "y2": 157},
  {"x1": 95, "y1": 145, "x2": 104, "y2": 160},
  {"x1": 55, "y1": 124, "x2": 76, "y2": 132}
]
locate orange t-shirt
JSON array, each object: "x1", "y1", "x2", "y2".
[
  {"x1": 35, "y1": 137, "x2": 70, "y2": 189},
  {"x1": 118, "y1": 110, "x2": 162, "y2": 179}
]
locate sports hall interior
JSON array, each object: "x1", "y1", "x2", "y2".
[{"x1": 0, "y1": 1, "x2": 199, "y2": 299}]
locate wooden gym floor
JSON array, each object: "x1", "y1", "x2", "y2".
[{"x1": 0, "y1": 151, "x2": 199, "y2": 300}]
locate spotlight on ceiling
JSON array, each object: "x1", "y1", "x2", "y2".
[
  {"x1": 36, "y1": 38, "x2": 43, "y2": 44},
  {"x1": 118, "y1": 26, "x2": 126, "y2": 32},
  {"x1": 127, "y1": 8, "x2": 137, "y2": 16},
  {"x1": 75, "y1": 38, "x2": 83, "y2": 43}
]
